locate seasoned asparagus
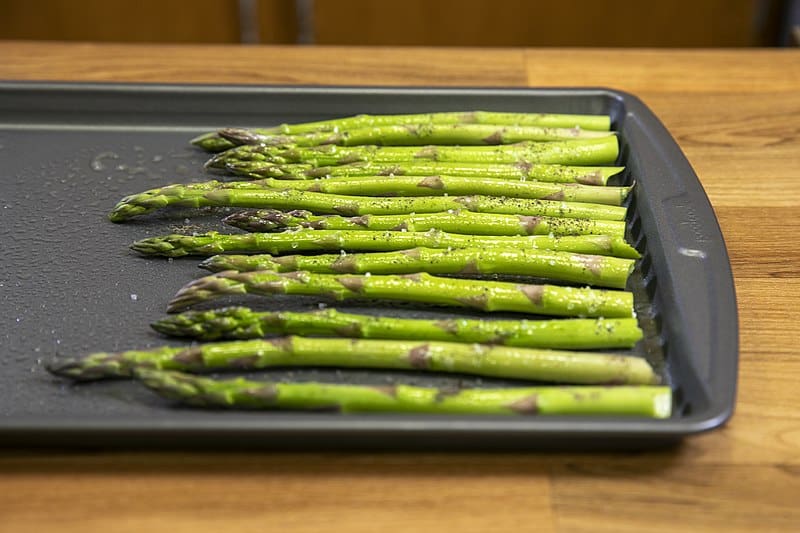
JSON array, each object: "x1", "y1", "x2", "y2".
[
  {"x1": 192, "y1": 111, "x2": 611, "y2": 152},
  {"x1": 223, "y1": 209, "x2": 626, "y2": 238},
  {"x1": 109, "y1": 186, "x2": 627, "y2": 222},
  {"x1": 215, "y1": 123, "x2": 614, "y2": 150},
  {"x1": 166, "y1": 270, "x2": 634, "y2": 316},
  {"x1": 47, "y1": 336, "x2": 655, "y2": 384},
  {"x1": 208, "y1": 136, "x2": 618, "y2": 166},
  {"x1": 205, "y1": 175, "x2": 631, "y2": 206},
  {"x1": 134, "y1": 370, "x2": 670, "y2": 418},
  {"x1": 211, "y1": 159, "x2": 624, "y2": 185},
  {"x1": 197, "y1": 246, "x2": 634, "y2": 288},
  {"x1": 131, "y1": 230, "x2": 640, "y2": 259},
  {"x1": 153, "y1": 307, "x2": 643, "y2": 348}
]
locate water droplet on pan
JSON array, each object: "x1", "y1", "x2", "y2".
[{"x1": 90, "y1": 151, "x2": 120, "y2": 171}]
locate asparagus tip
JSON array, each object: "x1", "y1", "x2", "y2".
[
  {"x1": 218, "y1": 128, "x2": 264, "y2": 146},
  {"x1": 130, "y1": 236, "x2": 185, "y2": 257},
  {"x1": 167, "y1": 273, "x2": 244, "y2": 313},
  {"x1": 45, "y1": 353, "x2": 131, "y2": 381},
  {"x1": 108, "y1": 203, "x2": 140, "y2": 223},
  {"x1": 150, "y1": 318, "x2": 179, "y2": 336},
  {"x1": 203, "y1": 154, "x2": 225, "y2": 170},
  {"x1": 223, "y1": 208, "x2": 310, "y2": 231},
  {"x1": 133, "y1": 368, "x2": 202, "y2": 402},
  {"x1": 45, "y1": 357, "x2": 84, "y2": 378},
  {"x1": 197, "y1": 256, "x2": 217, "y2": 271},
  {"x1": 189, "y1": 132, "x2": 217, "y2": 146}
]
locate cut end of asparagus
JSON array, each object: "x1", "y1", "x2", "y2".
[
  {"x1": 581, "y1": 166, "x2": 625, "y2": 186},
  {"x1": 611, "y1": 237, "x2": 641, "y2": 259},
  {"x1": 620, "y1": 185, "x2": 634, "y2": 203},
  {"x1": 652, "y1": 388, "x2": 673, "y2": 418}
]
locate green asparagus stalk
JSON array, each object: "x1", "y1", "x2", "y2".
[
  {"x1": 134, "y1": 370, "x2": 670, "y2": 418},
  {"x1": 153, "y1": 307, "x2": 643, "y2": 348},
  {"x1": 195, "y1": 111, "x2": 610, "y2": 147},
  {"x1": 131, "y1": 230, "x2": 639, "y2": 259},
  {"x1": 210, "y1": 175, "x2": 631, "y2": 206},
  {"x1": 47, "y1": 335, "x2": 654, "y2": 384},
  {"x1": 193, "y1": 111, "x2": 611, "y2": 152},
  {"x1": 215, "y1": 123, "x2": 614, "y2": 150},
  {"x1": 107, "y1": 176, "x2": 629, "y2": 223},
  {"x1": 212, "y1": 159, "x2": 624, "y2": 185},
  {"x1": 197, "y1": 246, "x2": 633, "y2": 289},
  {"x1": 109, "y1": 186, "x2": 627, "y2": 222},
  {"x1": 201, "y1": 172, "x2": 631, "y2": 205},
  {"x1": 286, "y1": 110, "x2": 610, "y2": 132},
  {"x1": 166, "y1": 270, "x2": 634, "y2": 317},
  {"x1": 223, "y1": 209, "x2": 626, "y2": 238},
  {"x1": 206, "y1": 136, "x2": 619, "y2": 166}
]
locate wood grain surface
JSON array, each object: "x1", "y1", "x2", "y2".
[{"x1": 1, "y1": 42, "x2": 799, "y2": 532}]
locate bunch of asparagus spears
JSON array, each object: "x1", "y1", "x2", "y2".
[{"x1": 48, "y1": 110, "x2": 670, "y2": 418}]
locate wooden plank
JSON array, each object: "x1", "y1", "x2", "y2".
[
  {"x1": 525, "y1": 49, "x2": 800, "y2": 94},
  {"x1": 716, "y1": 208, "x2": 800, "y2": 277},
  {"x1": 736, "y1": 277, "x2": 800, "y2": 352},
  {"x1": 0, "y1": 453, "x2": 555, "y2": 533},
  {"x1": 551, "y1": 463, "x2": 800, "y2": 532},
  {"x1": 0, "y1": 42, "x2": 528, "y2": 87}
]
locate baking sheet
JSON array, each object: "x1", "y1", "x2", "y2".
[{"x1": 0, "y1": 83, "x2": 737, "y2": 449}]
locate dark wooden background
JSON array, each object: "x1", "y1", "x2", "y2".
[{"x1": 0, "y1": 0, "x2": 787, "y2": 46}]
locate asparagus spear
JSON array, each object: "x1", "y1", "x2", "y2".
[
  {"x1": 134, "y1": 370, "x2": 670, "y2": 418},
  {"x1": 211, "y1": 159, "x2": 624, "y2": 185},
  {"x1": 131, "y1": 230, "x2": 639, "y2": 259},
  {"x1": 196, "y1": 172, "x2": 631, "y2": 205},
  {"x1": 108, "y1": 176, "x2": 629, "y2": 223},
  {"x1": 166, "y1": 271, "x2": 634, "y2": 316},
  {"x1": 209, "y1": 175, "x2": 631, "y2": 206},
  {"x1": 216, "y1": 123, "x2": 614, "y2": 150},
  {"x1": 153, "y1": 307, "x2": 643, "y2": 348},
  {"x1": 109, "y1": 186, "x2": 627, "y2": 222},
  {"x1": 198, "y1": 111, "x2": 609, "y2": 142},
  {"x1": 193, "y1": 111, "x2": 611, "y2": 152},
  {"x1": 223, "y1": 209, "x2": 626, "y2": 238},
  {"x1": 208, "y1": 136, "x2": 618, "y2": 166},
  {"x1": 47, "y1": 336, "x2": 654, "y2": 384},
  {"x1": 197, "y1": 246, "x2": 634, "y2": 289}
]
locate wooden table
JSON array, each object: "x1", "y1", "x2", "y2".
[{"x1": 1, "y1": 42, "x2": 799, "y2": 532}]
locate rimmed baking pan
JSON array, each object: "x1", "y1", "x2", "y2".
[{"x1": 0, "y1": 83, "x2": 737, "y2": 450}]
